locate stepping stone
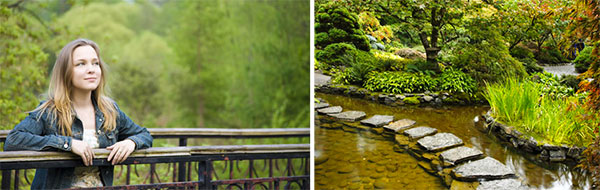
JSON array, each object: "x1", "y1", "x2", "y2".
[
  {"x1": 404, "y1": 126, "x2": 437, "y2": 139},
  {"x1": 328, "y1": 111, "x2": 366, "y2": 122},
  {"x1": 317, "y1": 106, "x2": 342, "y2": 114},
  {"x1": 360, "y1": 115, "x2": 394, "y2": 127},
  {"x1": 477, "y1": 178, "x2": 528, "y2": 190},
  {"x1": 383, "y1": 119, "x2": 416, "y2": 133},
  {"x1": 417, "y1": 133, "x2": 463, "y2": 151},
  {"x1": 452, "y1": 157, "x2": 516, "y2": 181},
  {"x1": 315, "y1": 102, "x2": 329, "y2": 109},
  {"x1": 440, "y1": 146, "x2": 483, "y2": 167}
]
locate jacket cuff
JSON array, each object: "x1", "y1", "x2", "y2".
[
  {"x1": 126, "y1": 137, "x2": 141, "y2": 150},
  {"x1": 56, "y1": 136, "x2": 72, "y2": 151}
]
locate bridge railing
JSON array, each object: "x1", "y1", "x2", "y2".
[{"x1": 0, "y1": 128, "x2": 310, "y2": 190}]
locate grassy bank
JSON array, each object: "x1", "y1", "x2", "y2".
[{"x1": 485, "y1": 77, "x2": 594, "y2": 146}]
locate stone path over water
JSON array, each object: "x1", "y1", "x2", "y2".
[{"x1": 316, "y1": 100, "x2": 530, "y2": 190}]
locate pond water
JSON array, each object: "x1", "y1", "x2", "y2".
[{"x1": 315, "y1": 93, "x2": 591, "y2": 190}]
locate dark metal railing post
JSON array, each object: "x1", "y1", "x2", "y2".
[
  {"x1": 178, "y1": 138, "x2": 187, "y2": 183},
  {"x1": 13, "y1": 169, "x2": 18, "y2": 190},
  {"x1": 198, "y1": 160, "x2": 211, "y2": 190},
  {"x1": 1, "y1": 170, "x2": 11, "y2": 190}
]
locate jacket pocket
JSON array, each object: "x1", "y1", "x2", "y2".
[{"x1": 105, "y1": 132, "x2": 117, "y2": 144}]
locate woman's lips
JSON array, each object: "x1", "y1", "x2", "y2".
[{"x1": 84, "y1": 78, "x2": 97, "y2": 81}]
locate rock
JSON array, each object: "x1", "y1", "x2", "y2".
[
  {"x1": 338, "y1": 166, "x2": 354, "y2": 173},
  {"x1": 549, "y1": 150, "x2": 566, "y2": 162},
  {"x1": 417, "y1": 133, "x2": 463, "y2": 152},
  {"x1": 317, "y1": 106, "x2": 342, "y2": 114},
  {"x1": 477, "y1": 178, "x2": 528, "y2": 190},
  {"x1": 394, "y1": 48, "x2": 426, "y2": 60},
  {"x1": 396, "y1": 95, "x2": 406, "y2": 100},
  {"x1": 423, "y1": 95, "x2": 434, "y2": 102},
  {"x1": 452, "y1": 157, "x2": 516, "y2": 181},
  {"x1": 404, "y1": 96, "x2": 420, "y2": 104},
  {"x1": 315, "y1": 102, "x2": 329, "y2": 109},
  {"x1": 440, "y1": 146, "x2": 483, "y2": 166},
  {"x1": 522, "y1": 137, "x2": 541, "y2": 153},
  {"x1": 373, "y1": 181, "x2": 388, "y2": 189},
  {"x1": 375, "y1": 43, "x2": 385, "y2": 50},
  {"x1": 404, "y1": 126, "x2": 438, "y2": 139},
  {"x1": 361, "y1": 115, "x2": 394, "y2": 127},
  {"x1": 567, "y1": 147, "x2": 583, "y2": 159},
  {"x1": 328, "y1": 111, "x2": 367, "y2": 122},
  {"x1": 383, "y1": 96, "x2": 395, "y2": 105},
  {"x1": 395, "y1": 134, "x2": 410, "y2": 146},
  {"x1": 405, "y1": 93, "x2": 414, "y2": 97},
  {"x1": 366, "y1": 35, "x2": 377, "y2": 42},
  {"x1": 384, "y1": 119, "x2": 416, "y2": 133},
  {"x1": 315, "y1": 153, "x2": 329, "y2": 165},
  {"x1": 450, "y1": 180, "x2": 477, "y2": 190}
]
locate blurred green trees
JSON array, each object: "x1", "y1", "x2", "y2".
[{"x1": 0, "y1": 0, "x2": 309, "y2": 130}]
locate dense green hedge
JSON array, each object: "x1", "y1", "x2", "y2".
[
  {"x1": 362, "y1": 68, "x2": 476, "y2": 94},
  {"x1": 315, "y1": 4, "x2": 369, "y2": 51},
  {"x1": 574, "y1": 46, "x2": 594, "y2": 73}
]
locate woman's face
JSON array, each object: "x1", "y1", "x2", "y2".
[{"x1": 71, "y1": 45, "x2": 101, "y2": 92}]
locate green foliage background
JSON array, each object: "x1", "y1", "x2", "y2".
[{"x1": 0, "y1": 0, "x2": 310, "y2": 130}]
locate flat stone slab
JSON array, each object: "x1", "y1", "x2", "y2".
[
  {"x1": 317, "y1": 106, "x2": 342, "y2": 114},
  {"x1": 440, "y1": 146, "x2": 483, "y2": 166},
  {"x1": 360, "y1": 115, "x2": 394, "y2": 127},
  {"x1": 315, "y1": 102, "x2": 329, "y2": 109},
  {"x1": 383, "y1": 119, "x2": 416, "y2": 132},
  {"x1": 452, "y1": 157, "x2": 516, "y2": 181},
  {"x1": 417, "y1": 133, "x2": 463, "y2": 151},
  {"x1": 477, "y1": 178, "x2": 528, "y2": 190},
  {"x1": 404, "y1": 126, "x2": 437, "y2": 139},
  {"x1": 328, "y1": 111, "x2": 366, "y2": 122}
]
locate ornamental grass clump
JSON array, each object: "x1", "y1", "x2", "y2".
[{"x1": 485, "y1": 77, "x2": 593, "y2": 146}]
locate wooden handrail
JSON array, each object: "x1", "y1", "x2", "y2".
[
  {"x1": 0, "y1": 144, "x2": 309, "y2": 163},
  {"x1": 0, "y1": 128, "x2": 309, "y2": 142}
]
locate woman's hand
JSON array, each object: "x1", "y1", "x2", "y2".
[
  {"x1": 106, "y1": 139, "x2": 136, "y2": 165},
  {"x1": 71, "y1": 139, "x2": 95, "y2": 166}
]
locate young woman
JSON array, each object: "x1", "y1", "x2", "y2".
[{"x1": 4, "y1": 38, "x2": 153, "y2": 188}]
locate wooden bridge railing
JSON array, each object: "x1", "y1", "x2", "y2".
[{"x1": 0, "y1": 128, "x2": 310, "y2": 190}]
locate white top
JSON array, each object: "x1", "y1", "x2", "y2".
[{"x1": 71, "y1": 129, "x2": 103, "y2": 187}]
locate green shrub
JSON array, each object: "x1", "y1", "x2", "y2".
[
  {"x1": 315, "y1": 43, "x2": 358, "y2": 66},
  {"x1": 531, "y1": 72, "x2": 575, "y2": 99},
  {"x1": 315, "y1": 4, "x2": 370, "y2": 51},
  {"x1": 405, "y1": 59, "x2": 436, "y2": 75},
  {"x1": 364, "y1": 71, "x2": 438, "y2": 94},
  {"x1": 485, "y1": 77, "x2": 592, "y2": 146},
  {"x1": 559, "y1": 75, "x2": 581, "y2": 92},
  {"x1": 331, "y1": 52, "x2": 376, "y2": 85},
  {"x1": 452, "y1": 42, "x2": 527, "y2": 83},
  {"x1": 404, "y1": 96, "x2": 420, "y2": 104},
  {"x1": 438, "y1": 68, "x2": 477, "y2": 94},
  {"x1": 537, "y1": 47, "x2": 569, "y2": 65},
  {"x1": 510, "y1": 45, "x2": 535, "y2": 59},
  {"x1": 574, "y1": 46, "x2": 594, "y2": 73},
  {"x1": 510, "y1": 46, "x2": 543, "y2": 74}
]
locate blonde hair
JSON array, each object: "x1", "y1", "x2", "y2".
[{"x1": 34, "y1": 38, "x2": 117, "y2": 136}]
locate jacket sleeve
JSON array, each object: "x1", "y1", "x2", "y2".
[
  {"x1": 115, "y1": 104, "x2": 153, "y2": 150},
  {"x1": 4, "y1": 109, "x2": 72, "y2": 152}
]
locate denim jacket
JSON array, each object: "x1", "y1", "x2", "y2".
[{"x1": 3, "y1": 99, "x2": 153, "y2": 189}]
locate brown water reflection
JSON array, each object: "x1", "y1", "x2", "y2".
[{"x1": 315, "y1": 93, "x2": 591, "y2": 189}]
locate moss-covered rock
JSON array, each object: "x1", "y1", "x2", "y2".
[{"x1": 404, "y1": 96, "x2": 420, "y2": 104}]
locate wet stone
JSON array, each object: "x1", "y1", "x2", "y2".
[
  {"x1": 440, "y1": 146, "x2": 483, "y2": 166},
  {"x1": 417, "y1": 133, "x2": 463, "y2": 152},
  {"x1": 317, "y1": 106, "x2": 342, "y2": 114},
  {"x1": 424, "y1": 95, "x2": 434, "y2": 102},
  {"x1": 338, "y1": 165, "x2": 354, "y2": 174},
  {"x1": 549, "y1": 150, "x2": 566, "y2": 162},
  {"x1": 404, "y1": 126, "x2": 438, "y2": 139},
  {"x1": 361, "y1": 115, "x2": 394, "y2": 127},
  {"x1": 315, "y1": 102, "x2": 329, "y2": 109},
  {"x1": 328, "y1": 111, "x2": 367, "y2": 122},
  {"x1": 373, "y1": 181, "x2": 389, "y2": 189},
  {"x1": 477, "y1": 178, "x2": 528, "y2": 190},
  {"x1": 384, "y1": 119, "x2": 416, "y2": 133},
  {"x1": 452, "y1": 157, "x2": 516, "y2": 181}
]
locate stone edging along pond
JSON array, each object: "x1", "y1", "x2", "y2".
[
  {"x1": 316, "y1": 83, "x2": 487, "y2": 107},
  {"x1": 315, "y1": 100, "x2": 529, "y2": 190},
  {"x1": 481, "y1": 112, "x2": 586, "y2": 163}
]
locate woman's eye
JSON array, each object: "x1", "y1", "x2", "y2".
[
  {"x1": 93, "y1": 62, "x2": 99, "y2": 65},
  {"x1": 76, "y1": 63, "x2": 84, "y2": 66}
]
